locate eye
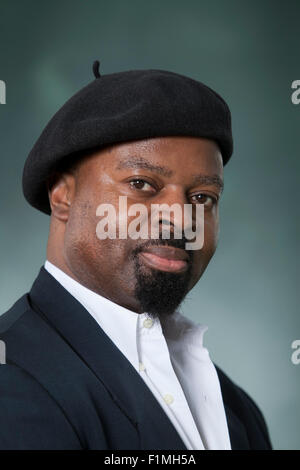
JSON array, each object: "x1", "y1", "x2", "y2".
[
  {"x1": 129, "y1": 178, "x2": 156, "y2": 192},
  {"x1": 190, "y1": 193, "x2": 217, "y2": 207}
]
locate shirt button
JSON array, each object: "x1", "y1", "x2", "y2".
[
  {"x1": 139, "y1": 362, "x2": 146, "y2": 371},
  {"x1": 143, "y1": 318, "x2": 153, "y2": 328},
  {"x1": 163, "y1": 394, "x2": 174, "y2": 405}
]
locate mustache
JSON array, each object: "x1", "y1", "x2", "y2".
[{"x1": 132, "y1": 231, "x2": 194, "y2": 260}]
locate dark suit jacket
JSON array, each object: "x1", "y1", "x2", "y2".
[{"x1": 0, "y1": 267, "x2": 272, "y2": 450}]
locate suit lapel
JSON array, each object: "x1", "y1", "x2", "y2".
[
  {"x1": 215, "y1": 366, "x2": 251, "y2": 450},
  {"x1": 223, "y1": 405, "x2": 250, "y2": 450},
  {"x1": 29, "y1": 267, "x2": 187, "y2": 450}
]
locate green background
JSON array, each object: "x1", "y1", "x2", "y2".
[{"x1": 0, "y1": 0, "x2": 299, "y2": 449}]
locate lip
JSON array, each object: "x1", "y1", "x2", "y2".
[{"x1": 139, "y1": 246, "x2": 190, "y2": 273}]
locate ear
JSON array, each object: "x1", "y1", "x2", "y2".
[{"x1": 47, "y1": 172, "x2": 75, "y2": 222}]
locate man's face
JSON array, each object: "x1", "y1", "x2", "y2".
[{"x1": 59, "y1": 136, "x2": 223, "y2": 319}]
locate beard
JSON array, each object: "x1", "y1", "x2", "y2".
[{"x1": 132, "y1": 236, "x2": 194, "y2": 321}]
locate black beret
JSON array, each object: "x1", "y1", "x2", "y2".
[{"x1": 22, "y1": 61, "x2": 233, "y2": 215}]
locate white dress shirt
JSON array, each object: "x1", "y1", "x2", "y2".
[{"x1": 44, "y1": 260, "x2": 231, "y2": 450}]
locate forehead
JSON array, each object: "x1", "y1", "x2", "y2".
[{"x1": 81, "y1": 136, "x2": 223, "y2": 176}]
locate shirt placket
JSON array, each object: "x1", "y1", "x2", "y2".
[{"x1": 136, "y1": 314, "x2": 205, "y2": 450}]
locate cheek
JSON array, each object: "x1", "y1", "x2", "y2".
[
  {"x1": 188, "y1": 211, "x2": 219, "y2": 285},
  {"x1": 204, "y1": 205, "x2": 220, "y2": 247},
  {"x1": 64, "y1": 197, "x2": 134, "y2": 276},
  {"x1": 63, "y1": 202, "x2": 96, "y2": 272},
  {"x1": 204, "y1": 215, "x2": 219, "y2": 254}
]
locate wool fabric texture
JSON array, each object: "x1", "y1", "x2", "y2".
[{"x1": 22, "y1": 63, "x2": 233, "y2": 214}]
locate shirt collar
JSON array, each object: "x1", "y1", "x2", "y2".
[{"x1": 44, "y1": 260, "x2": 208, "y2": 370}]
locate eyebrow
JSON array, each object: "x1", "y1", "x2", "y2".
[
  {"x1": 116, "y1": 157, "x2": 174, "y2": 177},
  {"x1": 116, "y1": 156, "x2": 224, "y2": 192},
  {"x1": 192, "y1": 174, "x2": 224, "y2": 193}
]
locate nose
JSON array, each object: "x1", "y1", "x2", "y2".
[{"x1": 150, "y1": 186, "x2": 193, "y2": 238}]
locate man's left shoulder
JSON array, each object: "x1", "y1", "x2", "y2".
[{"x1": 214, "y1": 364, "x2": 273, "y2": 450}]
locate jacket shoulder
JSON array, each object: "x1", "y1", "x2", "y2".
[
  {"x1": 0, "y1": 294, "x2": 84, "y2": 449},
  {"x1": 0, "y1": 363, "x2": 82, "y2": 449},
  {"x1": 0, "y1": 294, "x2": 30, "y2": 334},
  {"x1": 215, "y1": 364, "x2": 272, "y2": 449},
  {"x1": 0, "y1": 290, "x2": 111, "y2": 450}
]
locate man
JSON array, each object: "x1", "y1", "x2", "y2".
[{"x1": 0, "y1": 61, "x2": 272, "y2": 450}]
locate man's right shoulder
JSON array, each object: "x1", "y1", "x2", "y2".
[
  {"x1": 0, "y1": 294, "x2": 31, "y2": 335},
  {"x1": 0, "y1": 294, "x2": 83, "y2": 449},
  {"x1": 0, "y1": 361, "x2": 83, "y2": 449}
]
